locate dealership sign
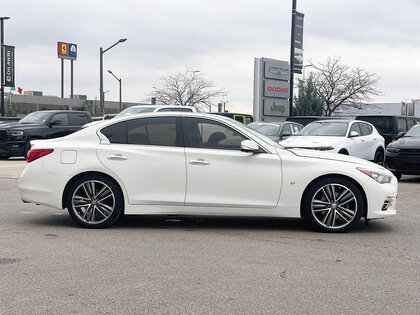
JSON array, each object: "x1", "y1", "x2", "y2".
[
  {"x1": 263, "y1": 98, "x2": 290, "y2": 116},
  {"x1": 1, "y1": 45, "x2": 15, "y2": 87},
  {"x1": 253, "y1": 57, "x2": 290, "y2": 121},
  {"x1": 292, "y1": 11, "x2": 304, "y2": 74},
  {"x1": 57, "y1": 42, "x2": 77, "y2": 60}
]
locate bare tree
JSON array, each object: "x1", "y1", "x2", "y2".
[
  {"x1": 152, "y1": 69, "x2": 227, "y2": 111},
  {"x1": 310, "y1": 57, "x2": 382, "y2": 116}
]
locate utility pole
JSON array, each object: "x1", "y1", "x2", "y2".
[{"x1": 289, "y1": 0, "x2": 297, "y2": 117}]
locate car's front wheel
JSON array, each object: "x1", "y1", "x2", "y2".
[
  {"x1": 373, "y1": 148, "x2": 384, "y2": 165},
  {"x1": 66, "y1": 175, "x2": 123, "y2": 228},
  {"x1": 303, "y1": 177, "x2": 364, "y2": 232}
]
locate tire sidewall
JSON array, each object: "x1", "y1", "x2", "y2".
[
  {"x1": 304, "y1": 177, "x2": 364, "y2": 233},
  {"x1": 66, "y1": 174, "x2": 123, "y2": 228}
]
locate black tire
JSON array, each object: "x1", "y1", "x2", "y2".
[
  {"x1": 66, "y1": 174, "x2": 124, "y2": 228},
  {"x1": 373, "y1": 148, "x2": 384, "y2": 165},
  {"x1": 392, "y1": 171, "x2": 402, "y2": 181},
  {"x1": 303, "y1": 177, "x2": 364, "y2": 233},
  {"x1": 338, "y1": 149, "x2": 349, "y2": 155},
  {"x1": 0, "y1": 155, "x2": 9, "y2": 160}
]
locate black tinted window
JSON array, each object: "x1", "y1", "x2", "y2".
[
  {"x1": 184, "y1": 117, "x2": 247, "y2": 150},
  {"x1": 397, "y1": 118, "x2": 406, "y2": 132},
  {"x1": 357, "y1": 117, "x2": 393, "y2": 134},
  {"x1": 69, "y1": 113, "x2": 90, "y2": 125},
  {"x1": 127, "y1": 117, "x2": 177, "y2": 146},
  {"x1": 101, "y1": 122, "x2": 127, "y2": 144}
]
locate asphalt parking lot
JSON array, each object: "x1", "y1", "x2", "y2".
[{"x1": 0, "y1": 159, "x2": 419, "y2": 314}]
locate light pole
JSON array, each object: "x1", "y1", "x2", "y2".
[
  {"x1": 107, "y1": 70, "x2": 122, "y2": 112},
  {"x1": 0, "y1": 16, "x2": 11, "y2": 117},
  {"x1": 100, "y1": 38, "x2": 126, "y2": 115}
]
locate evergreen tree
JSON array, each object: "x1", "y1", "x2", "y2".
[{"x1": 293, "y1": 74, "x2": 324, "y2": 116}]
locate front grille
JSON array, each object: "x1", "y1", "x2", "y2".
[
  {"x1": 0, "y1": 130, "x2": 7, "y2": 143},
  {"x1": 399, "y1": 149, "x2": 420, "y2": 156}
]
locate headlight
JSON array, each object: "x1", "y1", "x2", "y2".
[
  {"x1": 7, "y1": 130, "x2": 24, "y2": 136},
  {"x1": 357, "y1": 168, "x2": 392, "y2": 184},
  {"x1": 386, "y1": 146, "x2": 399, "y2": 153}
]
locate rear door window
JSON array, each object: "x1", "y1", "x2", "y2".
[
  {"x1": 349, "y1": 122, "x2": 361, "y2": 135},
  {"x1": 101, "y1": 121, "x2": 127, "y2": 144},
  {"x1": 69, "y1": 113, "x2": 90, "y2": 125},
  {"x1": 359, "y1": 123, "x2": 373, "y2": 136},
  {"x1": 127, "y1": 117, "x2": 179, "y2": 146}
]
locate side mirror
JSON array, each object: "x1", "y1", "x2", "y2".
[
  {"x1": 349, "y1": 131, "x2": 359, "y2": 138},
  {"x1": 241, "y1": 140, "x2": 260, "y2": 153},
  {"x1": 49, "y1": 120, "x2": 62, "y2": 127},
  {"x1": 281, "y1": 130, "x2": 292, "y2": 137},
  {"x1": 396, "y1": 132, "x2": 405, "y2": 140}
]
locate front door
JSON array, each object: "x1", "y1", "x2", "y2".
[
  {"x1": 182, "y1": 117, "x2": 282, "y2": 209},
  {"x1": 97, "y1": 116, "x2": 186, "y2": 205}
]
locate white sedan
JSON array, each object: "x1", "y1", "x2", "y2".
[
  {"x1": 280, "y1": 120, "x2": 385, "y2": 163},
  {"x1": 19, "y1": 113, "x2": 397, "y2": 232}
]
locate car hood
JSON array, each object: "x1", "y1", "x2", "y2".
[
  {"x1": 390, "y1": 137, "x2": 420, "y2": 149},
  {"x1": 284, "y1": 148, "x2": 384, "y2": 169},
  {"x1": 0, "y1": 122, "x2": 43, "y2": 130},
  {"x1": 280, "y1": 136, "x2": 345, "y2": 148}
]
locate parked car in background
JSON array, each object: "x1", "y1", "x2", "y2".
[
  {"x1": 210, "y1": 112, "x2": 253, "y2": 125},
  {"x1": 355, "y1": 115, "x2": 420, "y2": 147},
  {"x1": 286, "y1": 116, "x2": 350, "y2": 126},
  {"x1": 19, "y1": 112, "x2": 397, "y2": 232},
  {"x1": 247, "y1": 121, "x2": 303, "y2": 142},
  {"x1": 384, "y1": 124, "x2": 420, "y2": 180},
  {"x1": 83, "y1": 105, "x2": 197, "y2": 128},
  {"x1": 280, "y1": 120, "x2": 385, "y2": 163},
  {"x1": 0, "y1": 110, "x2": 92, "y2": 159}
]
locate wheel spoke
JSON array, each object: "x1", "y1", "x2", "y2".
[
  {"x1": 97, "y1": 202, "x2": 113, "y2": 214},
  {"x1": 95, "y1": 186, "x2": 108, "y2": 199},
  {"x1": 82, "y1": 183, "x2": 93, "y2": 199},
  {"x1": 336, "y1": 210, "x2": 350, "y2": 222},
  {"x1": 94, "y1": 206, "x2": 107, "y2": 218},
  {"x1": 73, "y1": 195, "x2": 90, "y2": 202},
  {"x1": 321, "y1": 209, "x2": 332, "y2": 225},
  {"x1": 336, "y1": 188, "x2": 350, "y2": 203},
  {"x1": 82, "y1": 205, "x2": 91, "y2": 220},
  {"x1": 338, "y1": 205, "x2": 355, "y2": 218},
  {"x1": 338, "y1": 197, "x2": 355, "y2": 207},
  {"x1": 331, "y1": 185, "x2": 337, "y2": 203},
  {"x1": 98, "y1": 191, "x2": 113, "y2": 203},
  {"x1": 322, "y1": 188, "x2": 332, "y2": 203},
  {"x1": 313, "y1": 199, "x2": 330, "y2": 206},
  {"x1": 74, "y1": 203, "x2": 90, "y2": 208},
  {"x1": 313, "y1": 206, "x2": 330, "y2": 212}
]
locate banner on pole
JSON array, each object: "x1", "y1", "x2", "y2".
[{"x1": 1, "y1": 45, "x2": 15, "y2": 87}]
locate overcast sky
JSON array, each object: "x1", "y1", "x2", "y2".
[{"x1": 4, "y1": 0, "x2": 420, "y2": 113}]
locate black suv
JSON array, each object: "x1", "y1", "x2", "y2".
[
  {"x1": 355, "y1": 115, "x2": 420, "y2": 147},
  {"x1": 0, "y1": 110, "x2": 92, "y2": 159}
]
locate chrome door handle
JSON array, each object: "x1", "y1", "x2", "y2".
[
  {"x1": 107, "y1": 154, "x2": 128, "y2": 161},
  {"x1": 189, "y1": 159, "x2": 210, "y2": 166}
]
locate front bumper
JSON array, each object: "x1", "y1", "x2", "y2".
[
  {"x1": 385, "y1": 151, "x2": 420, "y2": 175},
  {"x1": 0, "y1": 141, "x2": 26, "y2": 156},
  {"x1": 365, "y1": 175, "x2": 398, "y2": 219}
]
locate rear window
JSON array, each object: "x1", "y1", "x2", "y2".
[
  {"x1": 357, "y1": 117, "x2": 393, "y2": 134},
  {"x1": 69, "y1": 113, "x2": 90, "y2": 125}
]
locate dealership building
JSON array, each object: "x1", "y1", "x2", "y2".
[{"x1": 4, "y1": 91, "x2": 149, "y2": 116}]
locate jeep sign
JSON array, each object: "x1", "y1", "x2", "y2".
[{"x1": 263, "y1": 98, "x2": 290, "y2": 116}]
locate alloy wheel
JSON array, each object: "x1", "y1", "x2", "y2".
[
  {"x1": 311, "y1": 183, "x2": 357, "y2": 230},
  {"x1": 71, "y1": 180, "x2": 115, "y2": 224}
]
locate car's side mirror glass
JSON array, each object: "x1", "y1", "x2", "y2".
[
  {"x1": 349, "y1": 131, "x2": 359, "y2": 138},
  {"x1": 50, "y1": 120, "x2": 62, "y2": 127},
  {"x1": 241, "y1": 140, "x2": 259, "y2": 153}
]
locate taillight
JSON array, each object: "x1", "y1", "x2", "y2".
[{"x1": 27, "y1": 149, "x2": 54, "y2": 163}]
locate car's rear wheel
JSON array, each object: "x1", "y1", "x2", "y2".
[
  {"x1": 0, "y1": 155, "x2": 9, "y2": 160},
  {"x1": 373, "y1": 148, "x2": 384, "y2": 165},
  {"x1": 66, "y1": 175, "x2": 123, "y2": 228},
  {"x1": 303, "y1": 177, "x2": 364, "y2": 232}
]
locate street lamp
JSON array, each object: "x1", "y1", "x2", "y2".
[
  {"x1": 99, "y1": 38, "x2": 126, "y2": 115},
  {"x1": 107, "y1": 70, "x2": 122, "y2": 112},
  {"x1": 0, "y1": 16, "x2": 11, "y2": 117}
]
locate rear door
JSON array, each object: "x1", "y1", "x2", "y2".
[
  {"x1": 182, "y1": 117, "x2": 282, "y2": 209},
  {"x1": 97, "y1": 116, "x2": 186, "y2": 205},
  {"x1": 359, "y1": 122, "x2": 380, "y2": 160},
  {"x1": 347, "y1": 122, "x2": 367, "y2": 158}
]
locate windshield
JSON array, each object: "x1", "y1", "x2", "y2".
[
  {"x1": 299, "y1": 122, "x2": 349, "y2": 137},
  {"x1": 115, "y1": 107, "x2": 155, "y2": 118},
  {"x1": 247, "y1": 123, "x2": 280, "y2": 136},
  {"x1": 19, "y1": 111, "x2": 51, "y2": 124},
  {"x1": 405, "y1": 125, "x2": 420, "y2": 137}
]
